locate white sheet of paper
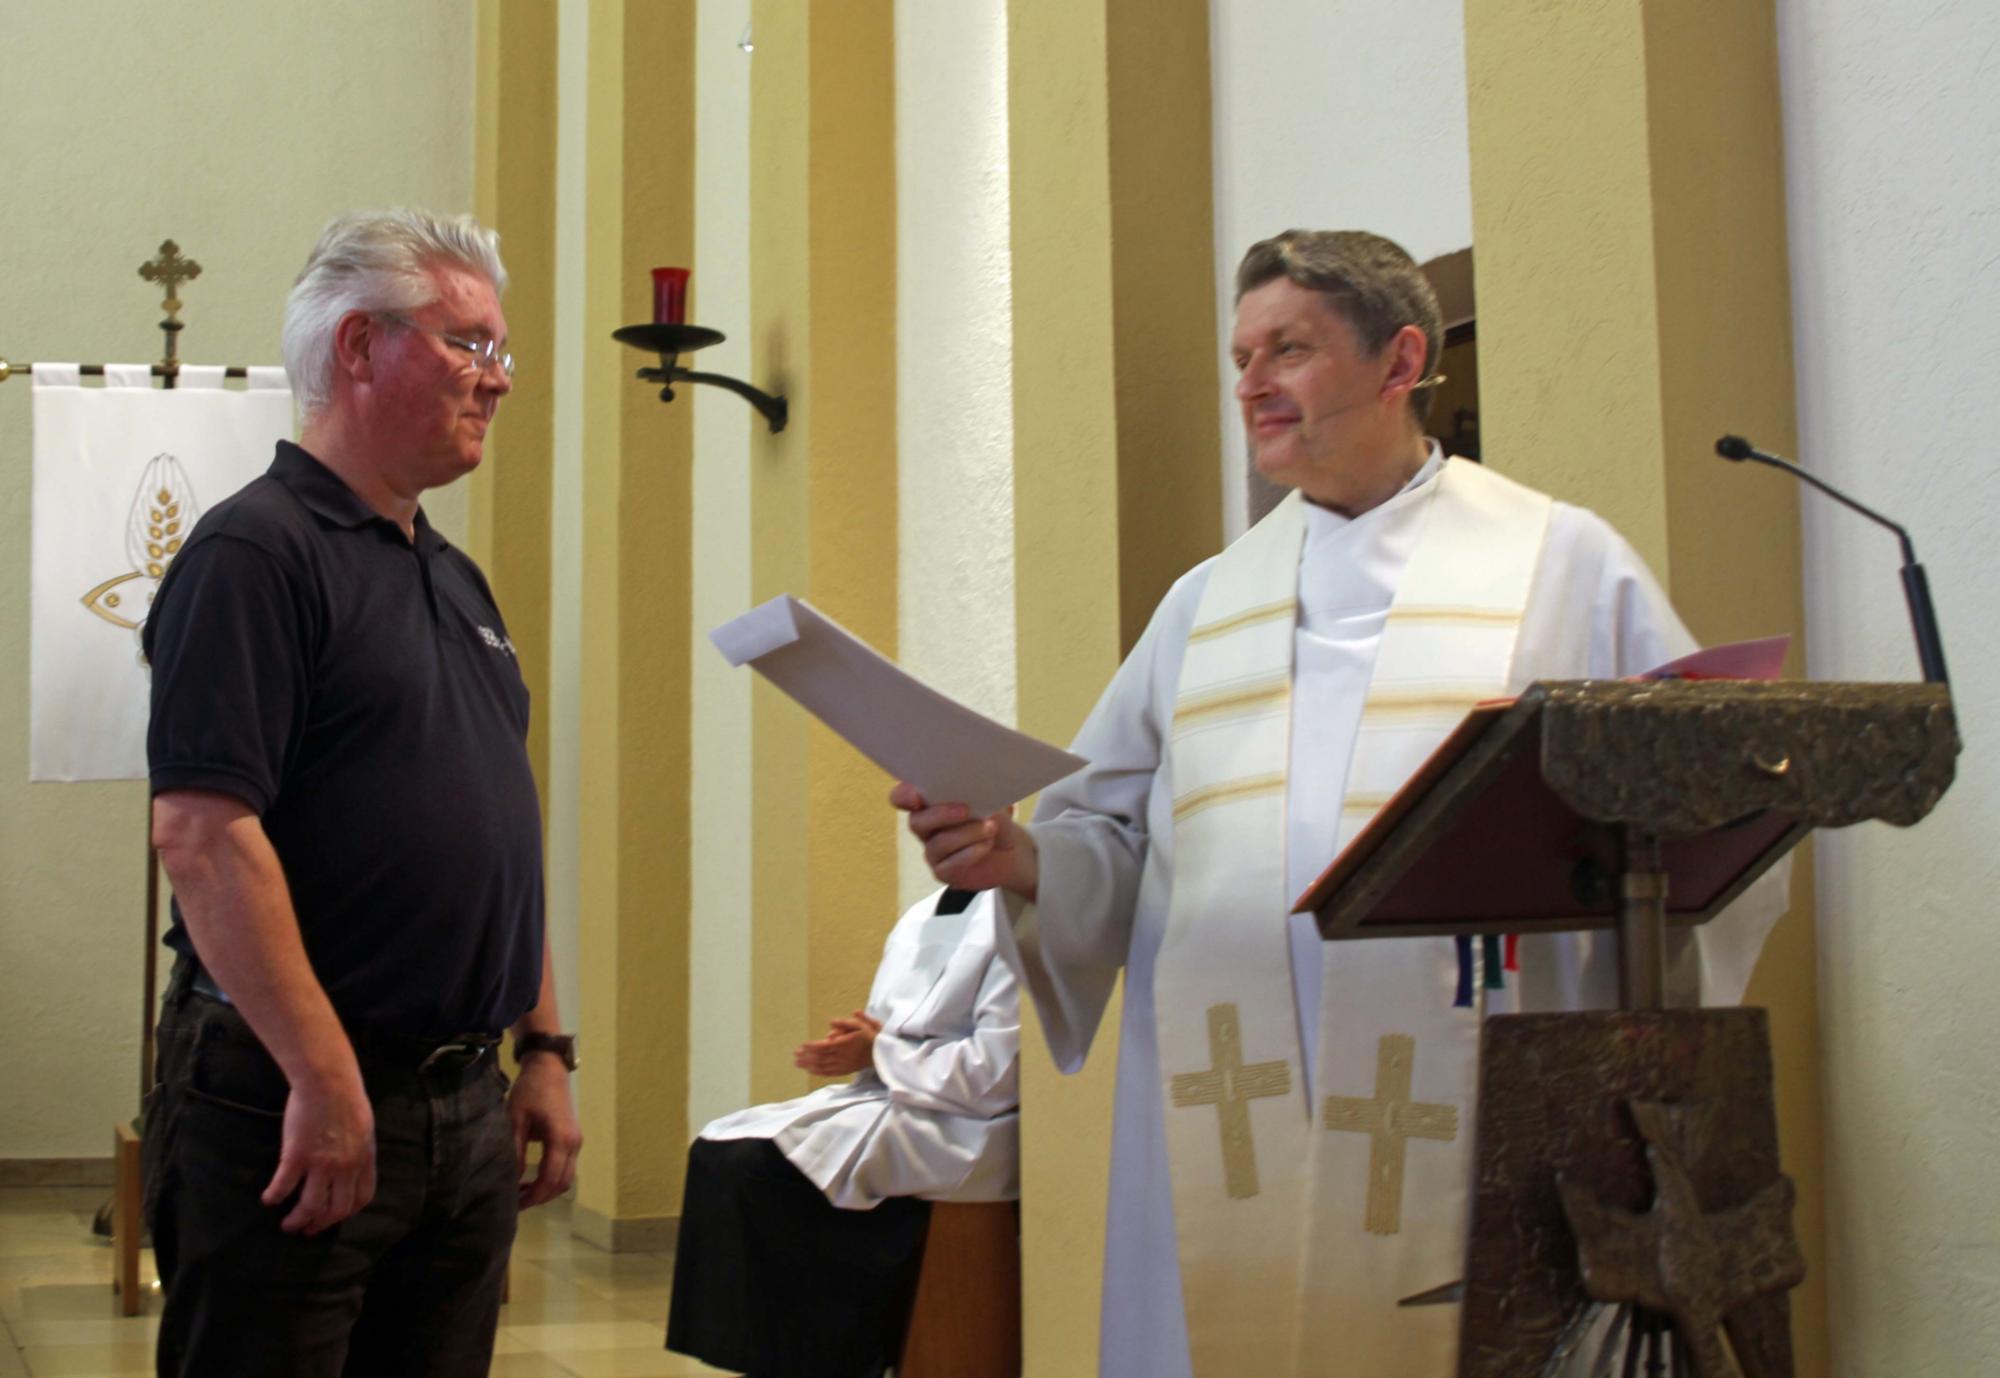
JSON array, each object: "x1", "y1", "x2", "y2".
[{"x1": 711, "y1": 594, "x2": 1088, "y2": 818}]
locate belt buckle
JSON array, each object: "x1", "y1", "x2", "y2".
[{"x1": 418, "y1": 1039, "x2": 490, "y2": 1074}]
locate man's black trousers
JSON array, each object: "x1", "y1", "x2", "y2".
[{"x1": 144, "y1": 989, "x2": 518, "y2": 1378}]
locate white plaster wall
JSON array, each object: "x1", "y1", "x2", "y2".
[
  {"x1": 1776, "y1": 3, "x2": 2000, "y2": 1368},
  {"x1": 0, "y1": 0, "x2": 476, "y2": 1159},
  {"x1": 1208, "y1": 0, "x2": 1472, "y2": 536},
  {"x1": 686, "y1": 0, "x2": 756, "y2": 1136},
  {"x1": 545, "y1": 0, "x2": 591, "y2": 1067},
  {"x1": 894, "y1": 0, "x2": 1017, "y2": 910}
]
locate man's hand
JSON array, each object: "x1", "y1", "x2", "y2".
[
  {"x1": 510, "y1": 1057, "x2": 583, "y2": 1209},
  {"x1": 890, "y1": 783, "x2": 1039, "y2": 900},
  {"x1": 263, "y1": 1072, "x2": 377, "y2": 1235},
  {"x1": 794, "y1": 1010, "x2": 883, "y2": 1077}
]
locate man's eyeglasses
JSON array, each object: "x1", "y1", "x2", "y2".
[{"x1": 376, "y1": 313, "x2": 515, "y2": 378}]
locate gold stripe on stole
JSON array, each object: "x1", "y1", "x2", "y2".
[
  {"x1": 1186, "y1": 598, "x2": 1294, "y2": 643},
  {"x1": 1357, "y1": 687, "x2": 1497, "y2": 717},
  {"x1": 1171, "y1": 772, "x2": 1287, "y2": 821},
  {"x1": 1385, "y1": 604, "x2": 1524, "y2": 625},
  {"x1": 1173, "y1": 676, "x2": 1289, "y2": 729}
]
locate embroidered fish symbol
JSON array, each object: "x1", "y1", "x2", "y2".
[{"x1": 80, "y1": 452, "x2": 201, "y2": 632}]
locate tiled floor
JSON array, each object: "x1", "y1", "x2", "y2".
[{"x1": 0, "y1": 1186, "x2": 727, "y2": 1377}]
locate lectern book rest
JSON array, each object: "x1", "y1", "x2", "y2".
[{"x1": 1294, "y1": 688, "x2": 1801, "y2": 942}]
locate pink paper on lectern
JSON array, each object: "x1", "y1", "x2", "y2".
[{"x1": 1641, "y1": 635, "x2": 1790, "y2": 682}]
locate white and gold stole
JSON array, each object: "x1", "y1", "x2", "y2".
[{"x1": 1154, "y1": 458, "x2": 1552, "y2": 1377}]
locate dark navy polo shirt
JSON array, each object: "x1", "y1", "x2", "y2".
[{"x1": 144, "y1": 441, "x2": 544, "y2": 1038}]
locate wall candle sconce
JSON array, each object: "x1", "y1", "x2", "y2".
[{"x1": 611, "y1": 265, "x2": 788, "y2": 433}]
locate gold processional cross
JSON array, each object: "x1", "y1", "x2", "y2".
[
  {"x1": 138, "y1": 240, "x2": 203, "y2": 327},
  {"x1": 1322, "y1": 1033, "x2": 1459, "y2": 1235},
  {"x1": 1170, "y1": 1002, "x2": 1292, "y2": 1199}
]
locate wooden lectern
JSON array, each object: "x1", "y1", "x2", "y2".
[{"x1": 1298, "y1": 679, "x2": 1959, "y2": 1377}]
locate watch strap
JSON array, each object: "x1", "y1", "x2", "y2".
[{"x1": 514, "y1": 1032, "x2": 579, "y2": 1072}]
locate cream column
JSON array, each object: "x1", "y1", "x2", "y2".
[
  {"x1": 566, "y1": 0, "x2": 697, "y2": 1251},
  {"x1": 894, "y1": 0, "x2": 1017, "y2": 910},
  {"x1": 1008, "y1": 0, "x2": 1223, "y2": 1369},
  {"x1": 686, "y1": 0, "x2": 756, "y2": 1142},
  {"x1": 1466, "y1": 0, "x2": 1827, "y2": 1370}
]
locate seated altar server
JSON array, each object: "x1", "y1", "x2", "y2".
[
  {"x1": 894, "y1": 230, "x2": 1786, "y2": 1378},
  {"x1": 667, "y1": 885, "x2": 1020, "y2": 1378}
]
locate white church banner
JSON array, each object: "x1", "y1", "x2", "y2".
[{"x1": 30, "y1": 365, "x2": 293, "y2": 781}]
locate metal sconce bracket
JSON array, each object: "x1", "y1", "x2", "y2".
[{"x1": 612, "y1": 323, "x2": 788, "y2": 433}]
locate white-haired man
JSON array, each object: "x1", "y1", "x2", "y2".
[{"x1": 143, "y1": 209, "x2": 580, "y2": 1377}]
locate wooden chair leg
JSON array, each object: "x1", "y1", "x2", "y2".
[
  {"x1": 113, "y1": 1121, "x2": 143, "y2": 1316},
  {"x1": 898, "y1": 1200, "x2": 1022, "y2": 1378}
]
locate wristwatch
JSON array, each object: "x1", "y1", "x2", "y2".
[{"x1": 514, "y1": 1032, "x2": 580, "y2": 1072}]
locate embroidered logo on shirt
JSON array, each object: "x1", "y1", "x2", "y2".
[{"x1": 477, "y1": 626, "x2": 517, "y2": 657}]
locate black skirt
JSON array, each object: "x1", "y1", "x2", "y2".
[{"x1": 666, "y1": 1136, "x2": 932, "y2": 1378}]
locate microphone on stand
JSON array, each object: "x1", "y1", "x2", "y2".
[{"x1": 1715, "y1": 435, "x2": 1949, "y2": 685}]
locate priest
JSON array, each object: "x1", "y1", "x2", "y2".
[
  {"x1": 666, "y1": 886, "x2": 1019, "y2": 1378},
  {"x1": 893, "y1": 229, "x2": 1784, "y2": 1378}
]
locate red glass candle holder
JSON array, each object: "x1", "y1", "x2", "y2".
[{"x1": 651, "y1": 267, "x2": 692, "y2": 325}]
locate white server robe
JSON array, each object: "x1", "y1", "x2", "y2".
[{"x1": 701, "y1": 888, "x2": 1022, "y2": 1209}]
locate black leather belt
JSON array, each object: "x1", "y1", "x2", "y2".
[
  {"x1": 181, "y1": 958, "x2": 500, "y2": 1074},
  {"x1": 354, "y1": 1030, "x2": 503, "y2": 1075}
]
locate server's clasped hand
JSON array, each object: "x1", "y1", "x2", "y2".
[{"x1": 793, "y1": 1010, "x2": 884, "y2": 1077}]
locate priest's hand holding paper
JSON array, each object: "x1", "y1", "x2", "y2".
[{"x1": 891, "y1": 782, "x2": 1039, "y2": 901}]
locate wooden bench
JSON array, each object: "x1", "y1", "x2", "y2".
[{"x1": 898, "y1": 1200, "x2": 1022, "y2": 1378}]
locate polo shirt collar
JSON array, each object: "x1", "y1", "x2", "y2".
[{"x1": 271, "y1": 440, "x2": 448, "y2": 552}]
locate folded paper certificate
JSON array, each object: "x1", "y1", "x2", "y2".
[{"x1": 711, "y1": 594, "x2": 1087, "y2": 818}]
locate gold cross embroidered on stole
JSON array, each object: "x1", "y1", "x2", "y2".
[
  {"x1": 1169, "y1": 1002, "x2": 1292, "y2": 1200},
  {"x1": 1322, "y1": 1033, "x2": 1459, "y2": 1234}
]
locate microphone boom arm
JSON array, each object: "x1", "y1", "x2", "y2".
[{"x1": 1716, "y1": 435, "x2": 1948, "y2": 685}]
